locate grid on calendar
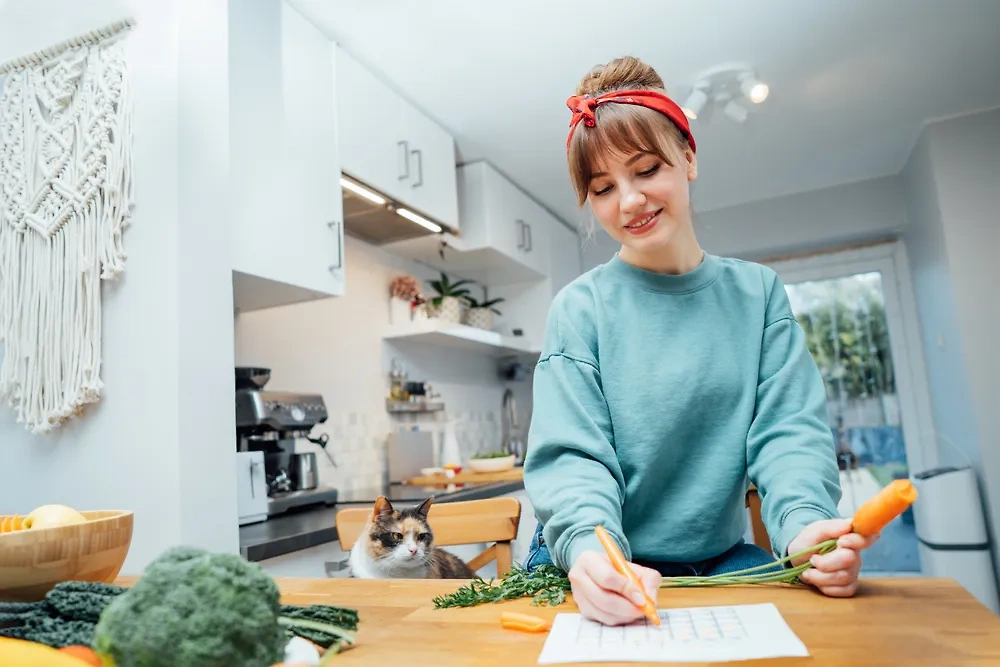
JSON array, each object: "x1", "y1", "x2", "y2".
[{"x1": 574, "y1": 607, "x2": 748, "y2": 647}]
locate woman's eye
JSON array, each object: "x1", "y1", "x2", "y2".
[
  {"x1": 391, "y1": 532, "x2": 403, "y2": 541},
  {"x1": 592, "y1": 184, "x2": 612, "y2": 197},
  {"x1": 638, "y1": 164, "x2": 660, "y2": 177}
]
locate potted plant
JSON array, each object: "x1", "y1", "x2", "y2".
[
  {"x1": 462, "y1": 295, "x2": 505, "y2": 330},
  {"x1": 428, "y1": 272, "x2": 472, "y2": 324},
  {"x1": 389, "y1": 274, "x2": 422, "y2": 325}
]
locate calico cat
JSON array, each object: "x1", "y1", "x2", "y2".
[{"x1": 348, "y1": 495, "x2": 476, "y2": 579}]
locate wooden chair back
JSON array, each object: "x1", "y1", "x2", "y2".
[
  {"x1": 336, "y1": 496, "x2": 522, "y2": 576},
  {"x1": 745, "y1": 485, "x2": 771, "y2": 551}
]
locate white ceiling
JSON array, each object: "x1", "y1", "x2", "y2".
[{"x1": 289, "y1": 0, "x2": 1000, "y2": 226}]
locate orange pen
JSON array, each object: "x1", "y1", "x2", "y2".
[{"x1": 595, "y1": 525, "x2": 660, "y2": 626}]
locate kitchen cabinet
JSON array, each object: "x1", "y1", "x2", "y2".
[
  {"x1": 492, "y1": 215, "x2": 582, "y2": 349},
  {"x1": 547, "y1": 215, "x2": 584, "y2": 297},
  {"x1": 336, "y1": 48, "x2": 459, "y2": 232},
  {"x1": 230, "y1": 1, "x2": 345, "y2": 311}
]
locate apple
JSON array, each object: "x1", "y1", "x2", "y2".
[{"x1": 23, "y1": 504, "x2": 87, "y2": 530}]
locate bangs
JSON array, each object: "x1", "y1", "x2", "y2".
[{"x1": 568, "y1": 104, "x2": 686, "y2": 205}]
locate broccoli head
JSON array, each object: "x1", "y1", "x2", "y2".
[{"x1": 93, "y1": 545, "x2": 287, "y2": 667}]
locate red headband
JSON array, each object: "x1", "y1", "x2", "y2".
[{"x1": 565, "y1": 89, "x2": 696, "y2": 153}]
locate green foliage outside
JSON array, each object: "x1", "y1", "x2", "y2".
[{"x1": 788, "y1": 273, "x2": 896, "y2": 401}]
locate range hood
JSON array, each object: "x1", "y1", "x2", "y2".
[{"x1": 340, "y1": 174, "x2": 450, "y2": 245}]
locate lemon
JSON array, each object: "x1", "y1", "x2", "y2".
[{"x1": 23, "y1": 504, "x2": 87, "y2": 530}]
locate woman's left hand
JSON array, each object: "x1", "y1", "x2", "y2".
[{"x1": 787, "y1": 518, "x2": 880, "y2": 597}]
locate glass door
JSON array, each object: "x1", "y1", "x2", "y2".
[{"x1": 767, "y1": 242, "x2": 936, "y2": 575}]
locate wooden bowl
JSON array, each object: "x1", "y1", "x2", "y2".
[{"x1": 0, "y1": 510, "x2": 134, "y2": 601}]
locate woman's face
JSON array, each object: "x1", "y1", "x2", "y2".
[{"x1": 586, "y1": 148, "x2": 697, "y2": 255}]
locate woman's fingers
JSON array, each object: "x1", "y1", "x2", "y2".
[
  {"x1": 633, "y1": 564, "x2": 662, "y2": 602},
  {"x1": 571, "y1": 572, "x2": 644, "y2": 625},
  {"x1": 811, "y1": 547, "x2": 860, "y2": 573},
  {"x1": 569, "y1": 553, "x2": 646, "y2": 626},
  {"x1": 800, "y1": 564, "x2": 857, "y2": 589}
]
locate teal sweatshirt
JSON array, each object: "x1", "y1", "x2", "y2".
[{"x1": 523, "y1": 252, "x2": 842, "y2": 571}]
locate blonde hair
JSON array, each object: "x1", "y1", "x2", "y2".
[{"x1": 567, "y1": 56, "x2": 692, "y2": 206}]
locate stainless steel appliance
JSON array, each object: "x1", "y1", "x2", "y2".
[
  {"x1": 235, "y1": 367, "x2": 338, "y2": 516},
  {"x1": 387, "y1": 429, "x2": 437, "y2": 483}
]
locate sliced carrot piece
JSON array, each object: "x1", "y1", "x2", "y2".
[
  {"x1": 11, "y1": 515, "x2": 22, "y2": 531},
  {"x1": 0, "y1": 516, "x2": 11, "y2": 533},
  {"x1": 500, "y1": 611, "x2": 551, "y2": 633}
]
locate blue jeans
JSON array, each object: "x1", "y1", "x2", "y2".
[{"x1": 523, "y1": 521, "x2": 779, "y2": 576}]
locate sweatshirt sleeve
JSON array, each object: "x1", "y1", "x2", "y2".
[
  {"x1": 522, "y1": 296, "x2": 628, "y2": 572},
  {"x1": 746, "y1": 270, "x2": 842, "y2": 558}
]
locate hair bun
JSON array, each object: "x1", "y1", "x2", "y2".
[{"x1": 575, "y1": 56, "x2": 666, "y2": 96}]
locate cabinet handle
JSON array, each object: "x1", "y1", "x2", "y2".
[
  {"x1": 525, "y1": 223, "x2": 533, "y2": 252},
  {"x1": 328, "y1": 221, "x2": 343, "y2": 271},
  {"x1": 398, "y1": 140, "x2": 410, "y2": 180},
  {"x1": 516, "y1": 219, "x2": 525, "y2": 250},
  {"x1": 411, "y1": 149, "x2": 423, "y2": 188}
]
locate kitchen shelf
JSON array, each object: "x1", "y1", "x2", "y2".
[
  {"x1": 386, "y1": 398, "x2": 445, "y2": 414},
  {"x1": 383, "y1": 319, "x2": 541, "y2": 357}
]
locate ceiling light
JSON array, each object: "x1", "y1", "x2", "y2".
[
  {"x1": 723, "y1": 101, "x2": 748, "y2": 123},
  {"x1": 340, "y1": 177, "x2": 386, "y2": 205},
  {"x1": 681, "y1": 86, "x2": 708, "y2": 120},
  {"x1": 740, "y1": 77, "x2": 769, "y2": 104},
  {"x1": 396, "y1": 208, "x2": 442, "y2": 234}
]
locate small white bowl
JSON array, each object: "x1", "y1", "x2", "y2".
[{"x1": 467, "y1": 455, "x2": 516, "y2": 474}]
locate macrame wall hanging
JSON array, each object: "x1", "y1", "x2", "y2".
[{"x1": 0, "y1": 19, "x2": 135, "y2": 434}]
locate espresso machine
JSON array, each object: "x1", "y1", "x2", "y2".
[{"x1": 235, "y1": 367, "x2": 338, "y2": 517}]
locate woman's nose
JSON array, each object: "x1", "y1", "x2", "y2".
[{"x1": 620, "y1": 184, "x2": 646, "y2": 214}]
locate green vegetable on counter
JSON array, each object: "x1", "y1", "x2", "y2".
[
  {"x1": 0, "y1": 581, "x2": 126, "y2": 648},
  {"x1": 470, "y1": 451, "x2": 513, "y2": 459},
  {"x1": 93, "y1": 545, "x2": 357, "y2": 667}
]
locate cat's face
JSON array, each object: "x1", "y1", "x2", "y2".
[{"x1": 364, "y1": 496, "x2": 435, "y2": 571}]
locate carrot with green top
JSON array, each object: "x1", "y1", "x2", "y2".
[{"x1": 851, "y1": 478, "x2": 918, "y2": 536}]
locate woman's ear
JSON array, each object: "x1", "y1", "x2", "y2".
[{"x1": 686, "y1": 149, "x2": 698, "y2": 182}]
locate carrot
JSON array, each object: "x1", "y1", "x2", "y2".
[
  {"x1": 58, "y1": 645, "x2": 101, "y2": 665},
  {"x1": 851, "y1": 478, "x2": 918, "y2": 536},
  {"x1": 595, "y1": 525, "x2": 660, "y2": 626},
  {"x1": 500, "y1": 611, "x2": 551, "y2": 633}
]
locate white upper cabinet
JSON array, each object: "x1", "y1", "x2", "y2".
[
  {"x1": 398, "y1": 98, "x2": 460, "y2": 232},
  {"x1": 230, "y1": 0, "x2": 345, "y2": 311},
  {"x1": 547, "y1": 215, "x2": 583, "y2": 297},
  {"x1": 335, "y1": 50, "x2": 407, "y2": 202},
  {"x1": 336, "y1": 49, "x2": 459, "y2": 232},
  {"x1": 454, "y1": 161, "x2": 551, "y2": 280}
]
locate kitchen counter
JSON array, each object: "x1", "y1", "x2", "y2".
[{"x1": 239, "y1": 478, "x2": 524, "y2": 562}]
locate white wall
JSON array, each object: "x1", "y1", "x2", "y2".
[
  {"x1": 581, "y1": 175, "x2": 908, "y2": 269},
  {"x1": 0, "y1": 0, "x2": 237, "y2": 571},
  {"x1": 234, "y1": 235, "x2": 534, "y2": 492},
  {"x1": 902, "y1": 109, "x2": 1000, "y2": 583}
]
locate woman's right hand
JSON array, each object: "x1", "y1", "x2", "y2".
[{"x1": 568, "y1": 551, "x2": 662, "y2": 626}]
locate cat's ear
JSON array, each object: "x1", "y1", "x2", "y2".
[
  {"x1": 416, "y1": 496, "x2": 434, "y2": 518},
  {"x1": 374, "y1": 496, "x2": 394, "y2": 518}
]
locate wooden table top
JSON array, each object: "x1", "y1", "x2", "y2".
[{"x1": 273, "y1": 577, "x2": 1000, "y2": 666}]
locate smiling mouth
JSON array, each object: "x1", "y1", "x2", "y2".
[{"x1": 625, "y1": 209, "x2": 661, "y2": 231}]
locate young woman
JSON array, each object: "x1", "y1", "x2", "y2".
[{"x1": 521, "y1": 56, "x2": 879, "y2": 626}]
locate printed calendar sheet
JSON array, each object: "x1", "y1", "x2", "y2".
[{"x1": 537, "y1": 603, "x2": 808, "y2": 664}]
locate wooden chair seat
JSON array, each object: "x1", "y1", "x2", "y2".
[{"x1": 336, "y1": 497, "x2": 522, "y2": 577}]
